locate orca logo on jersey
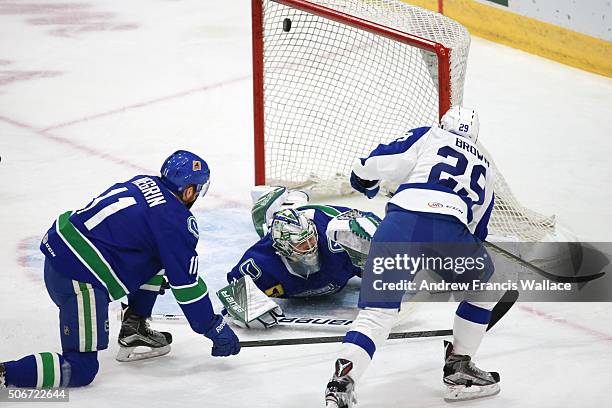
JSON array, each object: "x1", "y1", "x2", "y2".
[
  {"x1": 239, "y1": 258, "x2": 262, "y2": 280},
  {"x1": 187, "y1": 216, "x2": 199, "y2": 239},
  {"x1": 428, "y1": 202, "x2": 443, "y2": 208}
]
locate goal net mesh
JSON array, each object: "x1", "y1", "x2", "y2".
[{"x1": 258, "y1": 0, "x2": 557, "y2": 241}]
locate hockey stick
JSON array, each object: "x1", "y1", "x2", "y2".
[
  {"x1": 487, "y1": 288, "x2": 518, "y2": 330},
  {"x1": 117, "y1": 306, "x2": 356, "y2": 330},
  {"x1": 146, "y1": 312, "x2": 355, "y2": 329},
  {"x1": 484, "y1": 241, "x2": 606, "y2": 283},
  {"x1": 239, "y1": 289, "x2": 517, "y2": 348},
  {"x1": 239, "y1": 329, "x2": 453, "y2": 347}
]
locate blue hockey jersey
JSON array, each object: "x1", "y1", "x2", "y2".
[
  {"x1": 227, "y1": 205, "x2": 362, "y2": 298},
  {"x1": 40, "y1": 175, "x2": 215, "y2": 334}
]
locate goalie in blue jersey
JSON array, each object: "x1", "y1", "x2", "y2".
[
  {"x1": 0, "y1": 150, "x2": 240, "y2": 390},
  {"x1": 219, "y1": 186, "x2": 381, "y2": 330}
]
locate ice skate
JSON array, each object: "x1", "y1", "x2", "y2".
[
  {"x1": 325, "y1": 359, "x2": 357, "y2": 408},
  {"x1": 443, "y1": 341, "x2": 500, "y2": 401},
  {"x1": 116, "y1": 307, "x2": 172, "y2": 362}
]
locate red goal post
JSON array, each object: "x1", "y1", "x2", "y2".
[
  {"x1": 251, "y1": 0, "x2": 558, "y2": 241},
  {"x1": 251, "y1": 0, "x2": 468, "y2": 190},
  {"x1": 253, "y1": 0, "x2": 455, "y2": 187}
]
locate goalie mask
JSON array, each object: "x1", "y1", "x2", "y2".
[
  {"x1": 271, "y1": 208, "x2": 320, "y2": 278},
  {"x1": 440, "y1": 106, "x2": 480, "y2": 143}
]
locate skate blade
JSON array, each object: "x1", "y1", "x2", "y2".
[
  {"x1": 115, "y1": 345, "x2": 171, "y2": 362},
  {"x1": 444, "y1": 383, "x2": 500, "y2": 402}
]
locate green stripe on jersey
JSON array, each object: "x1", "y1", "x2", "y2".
[
  {"x1": 40, "y1": 352, "x2": 55, "y2": 388},
  {"x1": 171, "y1": 277, "x2": 208, "y2": 304},
  {"x1": 145, "y1": 274, "x2": 165, "y2": 287},
  {"x1": 57, "y1": 211, "x2": 127, "y2": 300},
  {"x1": 297, "y1": 204, "x2": 341, "y2": 218}
]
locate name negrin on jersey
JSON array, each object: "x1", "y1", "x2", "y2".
[
  {"x1": 455, "y1": 137, "x2": 490, "y2": 167},
  {"x1": 132, "y1": 177, "x2": 167, "y2": 207}
]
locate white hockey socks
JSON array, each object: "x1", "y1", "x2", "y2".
[{"x1": 452, "y1": 301, "x2": 494, "y2": 356}]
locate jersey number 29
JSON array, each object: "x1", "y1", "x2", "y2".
[{"x1": 427, "y1": 146, "x2": 487, "y2": 206}]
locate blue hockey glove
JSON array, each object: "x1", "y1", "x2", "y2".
[
  {"x1": 204, "y1": 314, "x2": 240, "y2": 357},
  {"x1": 350, "y1": 171, "x2": 380, "y2": 199}
]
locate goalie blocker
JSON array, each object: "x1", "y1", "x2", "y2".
[{"x1": 218, "y1": 276, "x2": 285, "y2": 329}]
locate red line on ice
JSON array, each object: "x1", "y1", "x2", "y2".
[
  {"x1": 40, "y1": 76, "x2": 251, "y2": 132},
  {"x1": 0, "y1": 114, "x2": 148, "y2": 172},
  {"x1": 518, "y1": 305, "x2": 612, "y2": 342},
  {"x1": 0, "y1": 70, "x2": 63, "y2": 87},
  {"x1": 16, "y1": 237, "x2": 31, "y2": 268}
]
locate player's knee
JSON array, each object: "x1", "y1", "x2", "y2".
[
  {"x1": 63, "y1": 351, "x2": 99, "y2": 387},
  {"x1": 351, "y1": 307, "x2": 399, "y2": 344}
]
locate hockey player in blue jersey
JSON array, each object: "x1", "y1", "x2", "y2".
[
  {"x1": 324, "y1": 107, "x2": 500, "y2": 407},
  {"x1": 0, "y1": 150, "x2": 240, "y2": 390},
  {"x1": 219, "y1": 187, "x2": 381, "y2": 329}
]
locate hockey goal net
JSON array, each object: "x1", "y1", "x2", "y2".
[{"x1": 252, "y1": 0, "x2": 557, "y2": 241}]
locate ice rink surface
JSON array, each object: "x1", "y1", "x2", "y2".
[{"x1": 1, "y1": 0, "x2": 611, "y2": 407}]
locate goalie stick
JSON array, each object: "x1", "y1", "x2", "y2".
[
  {"x1": 149, "y1": 312, "x2": 354, "y2": 329},
  {"x1": 118, "y1": 304, "x2": 356, "y2": 330},
  {"x1": 239, "y1": 289, "x2": 518, "y2": 348}
]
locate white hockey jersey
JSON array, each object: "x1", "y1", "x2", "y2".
[{"x1": 352, "y1": 126, "x2": 495, "y2": 240}]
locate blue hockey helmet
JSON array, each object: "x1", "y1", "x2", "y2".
[{"x1": 160, "y1": 150, "x2": 210, "y2": 197}]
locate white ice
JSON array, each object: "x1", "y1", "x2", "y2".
[{"x1": 0, "y1": 1, "x2": 611, "y2": 407}]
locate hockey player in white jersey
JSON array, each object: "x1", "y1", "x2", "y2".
[{"x1": 324, "y1": 107, "x2": 500, "y2": 407}]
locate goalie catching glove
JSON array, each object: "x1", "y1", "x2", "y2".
[
  {"x1": 217, "y1": 276, "x2": 284, "y2": 329},
  {"x1": 326, "y1": 210, "x2": 381, "y2": 268}
]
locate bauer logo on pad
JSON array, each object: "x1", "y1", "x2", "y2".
[{"x1": 192, "y1": 160, "x2": 201, "y2": 171}]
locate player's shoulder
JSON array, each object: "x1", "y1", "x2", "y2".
[
  {"x1": 127, "y1": 175, "x2": 189, "y2": 215},
  {"x1": 128, "y1": 175, "x2": 199, "y2": 240},
  {"x1": 373, "y1": 126, "x2": 434, "y2": 156},
  {"x1": 407, "y1": 125, "x2": 434, "y2": 137}
]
